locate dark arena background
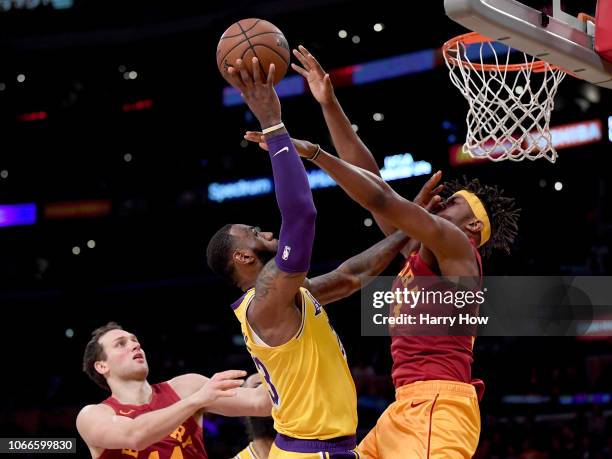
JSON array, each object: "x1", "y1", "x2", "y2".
[{"x1": 0, "y1": 1, "x2": 611, "y2": 457}]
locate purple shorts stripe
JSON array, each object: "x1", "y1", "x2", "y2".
[{"x1": 274, "y1": 434, "x2": 356, "y2": 454}]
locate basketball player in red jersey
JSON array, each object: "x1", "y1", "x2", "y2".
[
  {"x1": 246, "y1": 46, "x2": 520, "y2": 458},
  {"x1": 76, "y1": 322, "x2": 273, "y2": 459}
]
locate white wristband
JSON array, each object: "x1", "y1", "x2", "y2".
[{"x1": 262, "y1": 122, "x2": 285, "y2": 135}]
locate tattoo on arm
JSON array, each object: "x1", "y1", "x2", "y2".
[
  {"x1": 310, "y1": 271, "x2": 348, "y2": 293},
  {"x1": 338, "y1": 252, "x2": 371, "y2": 277},
  {"x1": 253, "y1": 260, "x2": 279, "y2": 304},
  {"x1": 249, "y1": 259, "x2": 306, "y2": 342},
  {"x1": 254, "y1": 259, "x2": 302, "y2": 304},
  {"x1": 339, "y1": 231, "x2": 409, "y2": 278},
  {"x1": 307, "y1": 231, "x2": 409, "y2": 305}
]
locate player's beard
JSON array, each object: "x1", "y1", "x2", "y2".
[{"x1": 254, "y1": 246, "x2": 275, "y2": 266}]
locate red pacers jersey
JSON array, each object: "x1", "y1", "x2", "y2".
[
  {"x1": 99, "y1": 382, "x2": 207, "y2": 459},
  {"x1": 390, "y1": 248, "x2": 482, "y2": 392}
]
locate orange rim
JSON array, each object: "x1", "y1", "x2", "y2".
[{"x1": 442, "y1": 32, "x2": 563, "y2": 73}]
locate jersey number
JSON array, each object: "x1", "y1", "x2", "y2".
[{"x1": 253, "y1": 356, "x2": 281, "y2": 407}]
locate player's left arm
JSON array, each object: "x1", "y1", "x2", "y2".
[
  {"x1": 243, "y1": 134, "x2": 444, "y2": 259},
  {"x1": 227, "y1": 58, "x2": 316, "y2": 346},
  {"x1": 170, "y1": 374, "x2": 272, "y2": 417},
  {"x1": 309, "y1": 149, "x2": 477, "y2": 273},
  {"x1": 303, "y1": 231, "x2": 413, "y2": 305}
]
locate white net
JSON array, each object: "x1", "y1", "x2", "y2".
[{"x1": 444, "y1": 34, "x2": 566, "y2": 162}]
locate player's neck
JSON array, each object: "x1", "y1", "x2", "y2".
[
  {"x1": 252, "y1": 438, "x2": 273, "y2": 459},
  {"x1": 236, "y1": 260, "x2": 265, "y2": 291},
  {"x1": 237, "y1": 274, "x2": 257, "y2": 292},
  {"x1": 110, "y1": 379, "x2": 153, "y2": 405}
]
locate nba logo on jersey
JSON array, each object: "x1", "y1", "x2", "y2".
[{"x1": 282, "y1": 246, "x2": 291, "y2": 260}]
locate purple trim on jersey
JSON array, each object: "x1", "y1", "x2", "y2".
[
  {"x1": 266, "y1": 133, "x2": 316, "y2": 273},
  {"x1": 274, "y1": 434, "x2": 356, "y2": 454},
  {"x1": 230, "y1": 291, "x2": 248, "y2": 310},
  {"x1": 295, "y1": 293, "x2": 306, "y2": 339}
]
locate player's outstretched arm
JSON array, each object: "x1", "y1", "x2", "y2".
[
  {"x1": 304, "y1": 230, "x2": 411, "y2": 305},
  {"x1": 170, "y1": 373, "x2": 272, "y2": 417},
  {"x1": 226, "y1": 58, "x2": 316, "y2": 345},
  {"x1": 76, "y1": 370, "x2": 246, "y2": 451},
  {"x1": 309, "y1": 149, "x2": 477, "y2": 274},
  {"x1": 291, "y1": 46, "x2": 380, "y2": 175},
  {"x1": 243, "y1": 132, "x2": 445, "y2": 257},
  {"x1": 291, "y1": 45, "x2": 396, "y2": 235}
]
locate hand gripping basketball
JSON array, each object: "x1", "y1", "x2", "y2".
[{"x1": 217, "y1": 18, "x2": 290, "y2": 85}]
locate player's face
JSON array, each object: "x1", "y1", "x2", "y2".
[
  {"x1": 232, "y1": 224, "x2": 279, "y2": 257},
  {"x1": 435, "y1": 194, "x2": 474, "y2": 227},
  {"x1": 97, "y1": 329, "x2": 149, "y2": 381}
]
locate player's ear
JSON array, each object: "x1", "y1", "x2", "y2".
[
  {"x1": 233, "y1": 249, "x2": 256, "y2": 266},
  {"x1": 94, "y1": 360, "x2": 109, "y2": 376},
  {"x1": 466, "y1": 218, "x2": 483, "y2": 235}
]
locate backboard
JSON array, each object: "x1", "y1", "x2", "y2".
[{"x1": 444, "y1": 0, "x2": 612, "y2": 89}]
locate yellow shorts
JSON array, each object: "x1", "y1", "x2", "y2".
[
  {"x1": 358, "y1": 380, "x2": 480, "y2": 459},
  {"x1": 269, "y1": 434, "x2": 360, "y2": 459}
]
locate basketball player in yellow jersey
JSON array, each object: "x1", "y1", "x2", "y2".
[
  {"x1": 208, "y1": 58, "x2": 428, "y2": 458},
  {"x1": 247, "y1": 47, "x2": 519, "y2": 459}
]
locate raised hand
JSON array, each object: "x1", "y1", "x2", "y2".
[
  {"x1": 191, "y1": 370, "x2": 246, "y2": 408},
  {"x1": 226, "y1": 57, "x2": 282, "y2": 129},
  {"x1": 244, "y1": 130, "x2": 317, "y2": 158},
  {"x1": 414, "y1": 171, "x2": 444, "y2": 212},
  {"x1": 291, "y1": 45, "x2": 335, "y2": 106}
]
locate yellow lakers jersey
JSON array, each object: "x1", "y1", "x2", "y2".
[
  {"x1": 233, "y1": 442, "x2": 260, "y2": 459},
  {"x1": 232, "y1": 287, "x2": 357, "y2": 440}
]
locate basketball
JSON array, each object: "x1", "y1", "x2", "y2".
[{"x1": 216, "y1": 18, "x2": 290, "y2": 86}]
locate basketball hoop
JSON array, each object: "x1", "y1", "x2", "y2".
[{"x1": 443, "y1": 32, "x2": 567, "y2": 163}]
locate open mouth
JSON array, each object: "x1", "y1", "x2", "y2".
[{"x1": 133, "y1": 353, "x2": 144, "y2": 361}]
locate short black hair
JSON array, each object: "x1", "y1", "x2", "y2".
[
  {"x1": 444, "y1": 177, "x2": 520, "y2": 257},
  {"x1": 83, "y1": 322, "x2": 123, "y2": 392},
  {"x1": 206, "y1": 224, "x2": 237, "y2": 282}
]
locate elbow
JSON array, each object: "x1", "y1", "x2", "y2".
[
  {"x1": 365, "y1": 185, "x2": 392, "y2": 214},
  {"x1": 332, "y1": 269, "x2": 363, "y2": 299},
  {"x1": 345, "y1": 275, "x2": 363, "y2": 297},
  {"x1": 126, "y1": 428, "x2": 147, "y2": 451},
  {"x1": 281, "y1": 195, "x2": 317, "y2": 226},
  {"x1": 132, "y1": 439, "x2": 150, "y2": 452},
  {"x1": 298, "y1": 194, "x2": 317, "y2": 223},
  {"x1": 303, "y1": 204, "x2": 317, "y2": 227},
  {"x1": 289, "y1": 199, "x2": 317, "y2": 228}
]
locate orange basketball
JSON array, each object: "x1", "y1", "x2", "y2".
[{"x1": 216, "y1": 18, "x2": 290, "y2": 86}]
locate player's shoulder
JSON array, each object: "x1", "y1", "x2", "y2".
[
  {"x1": 76, "y1": 403, "x2": 115, "y2": 427},
  {"x1": 231, "y1": 288, "x2": 255, "y2": 311},
  {"x1": 301, "y1": 277, "x2": 312, "y2": 292},
  {"x1": 78, "y1": 402, "x2": 115, "y2": 417},
  {"x1": 167, "y1": 373, "x2": 208, "y2": 398}
]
